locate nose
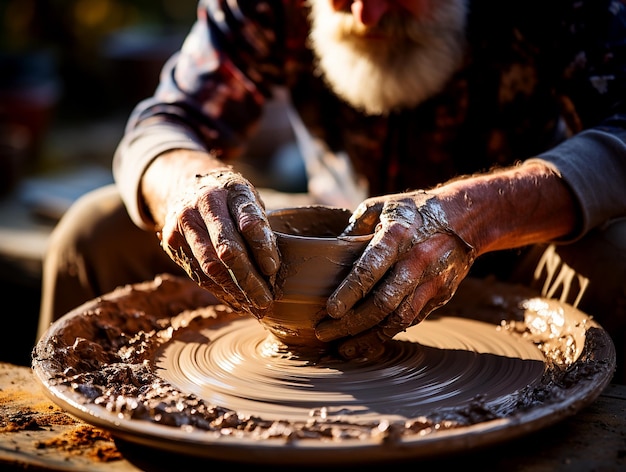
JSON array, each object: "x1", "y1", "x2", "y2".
[{"x1": 331, "y1": 0, "x2": 391, "y2": 27}]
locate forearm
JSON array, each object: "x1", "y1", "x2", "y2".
[
  {"x1": 140, "y1": 150, "x2": 232, "y2": 230},
  {"x1": 431, "y1": 161, "x2": 579, "y2": 256},
  {"x1": 533, "y1": 128, "x2": 626, "y2": 237}
]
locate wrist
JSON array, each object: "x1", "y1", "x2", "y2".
[{"x1": 141, "y1": 150, "x2": 230, "y2": 228}]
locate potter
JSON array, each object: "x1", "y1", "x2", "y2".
[{"x1": 38, "y1": 0, "x2": 626, "y2": 377}]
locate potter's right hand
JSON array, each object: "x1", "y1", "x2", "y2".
[{"x1": 158, "y1": 167, "x2": 280, "y2": 319}]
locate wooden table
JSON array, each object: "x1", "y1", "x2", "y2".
[{"x1": 1, "y1": 361, "x2": 624, "y2": 471}]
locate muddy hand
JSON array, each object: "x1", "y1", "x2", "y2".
[
  {"x1": 316, "y1": 191, "x2": 475, "y2": 359},
  {"x1": 159, "y1": 168, "x2": 279, "y2": 319}
]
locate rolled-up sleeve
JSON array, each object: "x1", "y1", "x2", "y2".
[
  {"x1": 530, "y1": 126, "x2": 626, "y2": 241},
  {"x1": 113, "y1": 110, "x2": 206, "y2": 228}
]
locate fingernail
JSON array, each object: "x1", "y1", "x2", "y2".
[
  {"x1": 327, "y1": 299, "x2": 345, "y2": 318},
  {"x1": 259, "y1": 256, "x2": 279, "y2": 275},
  {"x1": 315, "y1": 321, "x2": 339, "y2": 342}
]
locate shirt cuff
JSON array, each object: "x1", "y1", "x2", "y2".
[
  {"x1": 527, "y1": 128, "x2": 626, "y2": 242},
  {"x1": 113, "y1": 122, "x2": 206, "y2": 229}
]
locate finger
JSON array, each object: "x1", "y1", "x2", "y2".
[
  {"x1": 227, "y1": 183, "x2": 280, "y2": 276},
  {"x1": 161, "y1": 229, "x2": 199, "y2": 281},
  {"x1": 166, "y1": 201, "x2": 270, "y2": 315},
  {"x1": 317, "y1": 261, "x2": 418, "y2": 341},
  {"x1": 161, "y1": 229, "x2": 246, "y2": 312},
  {"x1": 340, "y1": 200, "x2": 383, "y2": 236},
  {"x1": 328, "y1": 202, "x2": 418, "y2": 318},
  {"x1": 334, "y1": 280, "x2": 443, "y2": 360},
  {"x1": 378, "y1": 280, "x2": 440, "y2": 337},
  {"x1": 326, "y1": 234, "x2": 396, "y2": 318},
  {"x1": 198, "y1": 191, "x2": 274, "y2": 311}
]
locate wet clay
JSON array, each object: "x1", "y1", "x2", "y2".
[
  {"x1": 265, "y1": 206, "x2": 372, "y2": 350},
  {"x1": 155, "y1": 315, "x2": 547, "y2": 423},
  {"x1": 32, "y1": 274, "x2": 616, "y2": 462}
]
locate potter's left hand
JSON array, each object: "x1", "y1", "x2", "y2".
[{"x1": 315, "y1": 191, "x2": 476, "y2": 360}]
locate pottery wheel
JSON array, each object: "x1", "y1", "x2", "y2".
[
  {"x1": 32, "y1": 275, "x2": 616, "y2": 465},
  {"x1": 156, "y1": 316, "x2": 545, "y2": 423}
]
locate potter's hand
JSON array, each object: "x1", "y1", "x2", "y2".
[
  {"x1": 315, "y1": 191, "x2": 475, "y2": 359},
  {"x1": 159, "y1": 168, "x2": 279, "y2": 319}
]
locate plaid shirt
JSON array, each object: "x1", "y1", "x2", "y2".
[{"x1": 115, "y1": 0, "x2": 626, "y2": 234}]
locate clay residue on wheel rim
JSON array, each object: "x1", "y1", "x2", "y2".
[{"x1": 32, "y1": 275, "x2": 616, "y2": 445}]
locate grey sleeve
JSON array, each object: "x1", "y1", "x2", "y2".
[
  {"x1": 527, "y1": 128, "x2": 626, "y2": 242},
  {"x1": 112, "y1": 120, "x2": 206, "y2": 230}
]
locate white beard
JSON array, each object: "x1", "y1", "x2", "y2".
[{"x1": 308, "y1": 0, "x2": 468, "y2": 116}]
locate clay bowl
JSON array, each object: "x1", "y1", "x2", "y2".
[{"x1": 264, "y1": 206, "x2": 373, "y2": 353}]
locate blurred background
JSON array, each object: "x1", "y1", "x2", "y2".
[
  {"x1": 0, "y1": 0, "x2": 307, "y2": 367},
  {"x1": 0, "y1": 0, "x2": 199, "y2": 365}
]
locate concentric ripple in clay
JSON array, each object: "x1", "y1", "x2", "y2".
[{"x1": 156, "y1": 316, "x2": 546, "y2": 422}]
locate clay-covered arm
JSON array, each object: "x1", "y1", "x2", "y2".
[{"x1": 316, "y1": 160, "x2": 580, "y2": 359}]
